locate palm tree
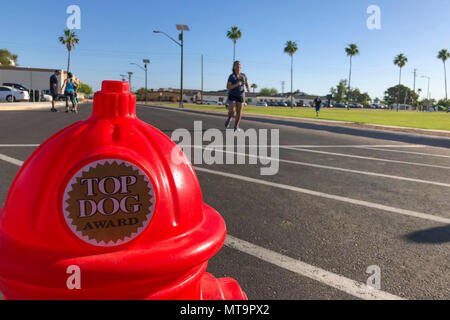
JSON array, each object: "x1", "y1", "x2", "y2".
[
  {"x1": 251, "y1": 83, "x2": 258, "y2": 93},
  {"x1": 284, "y1": 41, "x2": 298, "y2": 108},
  {"x1": 59, "y1": 29, "x2": 80, "y2": 73},
  {"x1": 437, "y1": 49, "x2": 450, "y2": 112},
  {"x1": 226, "y1": 26, "x2": 242, "y2": 62},
  {"x1": 345, "y1": 44, "x2": 359, "y2": 96},
  {"x1": 393, "y1": 53, "x2": 408, "y2": 85}
]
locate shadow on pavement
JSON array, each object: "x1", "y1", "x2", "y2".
[{"x1": 405, "y1": 225, "x2": 450, "y2": 244}]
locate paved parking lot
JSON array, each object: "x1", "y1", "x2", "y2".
[{"x1": 0, "y1": 103, "x2": 449, "y2": 300}]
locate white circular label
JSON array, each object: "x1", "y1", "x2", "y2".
[{"x1": 62, "y1": 159, "x2": 156, "y2": 247}]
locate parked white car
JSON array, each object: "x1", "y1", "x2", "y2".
[
  {"x1": 41, "y1": 93, "x2": 53, "y2": 102},
  {"x1": 0, "y1": 86, "x2": 30, "y2": 102},
  {"x1": 204, "y1": 100, "x2": 220, "y2": 105}
]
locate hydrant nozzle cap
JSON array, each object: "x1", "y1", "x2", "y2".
[
  {"x1": 101, "y1": 81, "x2": 130, "y2": 94},
  {"x1": 92, "y1": 80, "x2": 136, "y2": 119}
]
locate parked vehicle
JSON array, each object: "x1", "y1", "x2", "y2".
[
  {"x1": 334, "y1": 103, "x2": 347, "y2": 108},
  {"x1": 41, "y1": 93, "x2": 53, "y2": 102},
  {"x1": 41, "y1": 90, "x2": 65, "y2": 101},
  {"x1": 2, "y1": 83, "x2": 29, "y2": 92},
  {"x1": 0, "y1": 86, "x2": 30, "y2": 102},
  {"x1": 204, "y1": 100, "x2": 220, "y2": 105},
  {"x1": 277, "y1": 101, "x2": 288, "y2": 107},
  {"x1": 286, "y1": 101, "x2": 296, "y2": 107},
  {"x1": 256, "y1": 101, "x2": 268, "y2": 107}
]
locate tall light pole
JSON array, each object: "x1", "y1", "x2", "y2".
[
  {"x1": 421, "y1": 76, "x2": 431, "y2": 100},
  {"x1": 131, "y1": 59, "x2": 150, "y2": 104},
  {"x1": 127, "y1": 72, "x2": 133, "y2": 92},
  {"x1": 421, "y1": 75, "x2": 431, "y2": 111},
  {"x1": 412, "y1": 69, "x2": 418, "y2": 109},
  {"x1": 153, "y1": 24, "x2": 190, "y2": 108},
  {"x1": 201, "y1": 54, "x2": 204, "y2": 105}
]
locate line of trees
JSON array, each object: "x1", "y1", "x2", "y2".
[{"x1": 226, "y1": 26, "x2": 449, "y2": 110}]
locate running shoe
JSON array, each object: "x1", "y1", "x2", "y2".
[{"x1": 225, "y1": 118, "x2": 231, "y2": 128}]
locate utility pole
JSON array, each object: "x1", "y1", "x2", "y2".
[
  {"x1": 413, "y1": 69, "x2": 418, "y2": 92},
  {"x1": 131, "y1": 59, "x2": 150, "y2": 104},
  {"x1": 281, "y1": 81, "x2": 285, "y2": 95},
  {"x1": 201, "y1": 54, "x2": 204, "y2": 104},
  {"x1": 143, "y1": 59, "x2": 150, "y2": 104},
  {"x1": 127, "y1": 72, "x2": 133, "y2": 92}
]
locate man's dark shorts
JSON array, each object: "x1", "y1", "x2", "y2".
[
  {"x1": 228, "y1": 94, "x2": 245, "y2": 104},
  {"x1": 50, "y1": 89, "x2": 58, "y2": 100}
]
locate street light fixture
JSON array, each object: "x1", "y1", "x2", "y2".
[
  {"x1": 131, "y1": 59, "x2": 150, "y2": 104},
  {"x1": 153, "y1": 24, "x2": 190, "y2": 108}
]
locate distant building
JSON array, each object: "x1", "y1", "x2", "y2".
[
  {"x1": 140, "y1": 86, "x2": 327, "y2": 106},
  {"x1": 0, "y1": 66, "x2": 79, "y2": 93}
]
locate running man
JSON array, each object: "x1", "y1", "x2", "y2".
[
  {"x1": 314, "y1": 96, "x2": 322, "y2": 117},
  {"x1": 225, "y1": 61, "x2": 250, "y2": 132}
]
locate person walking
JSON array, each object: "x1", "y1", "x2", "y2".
[
  {"x1": 225, "y1": 61, "x2": 250, "y2": 132},
  {"x1": 314, "y1": 96, "x2": 322, "y2": 117},
  {"x1": 61, "y1": 72, "x2": 79, "y2": 113},
  {"x1": 49, "y1": 70, "x2": 60, "y2": 112}
]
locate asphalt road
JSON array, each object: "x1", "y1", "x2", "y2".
[{"x1": 0, "y1": 103, "x2": 449, "y2": 300}]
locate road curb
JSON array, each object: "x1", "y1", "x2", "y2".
[{"x1": 0, "y1": 101, "x2": 88, "y2": 111}]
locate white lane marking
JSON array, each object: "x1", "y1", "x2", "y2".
[
  {"x1": 0, "y1": 144, "x2": 39, "y2": 147},
  {"x1": 225, "y1": 235, "x2": 404, "y2": 300},
  {"x1": 275, "y1": 145, "x2": 427, "y2": 148},
  {"x1": 197, "y1": 146, "x2": 450, "y2": 188},
  {"x1": 282, "y1": 147, "x2": 450, "y2": 170},
  {"x1": 0, "y1": 154, "x2": 24, "y2": 166},
  {"x1": 192, "y1": 144, "x2": 425, "y2": 148},
  {"x1": 194, "y1": 166, "x2": 450, "y2": 225},
  {"x1": 363, "y1": 147, "x2": 450, "y2": 159},
  {"x1": 3, "y1": 153, "x2": 448, "y2": 224},
  {"x1": 0, "y1": 143, "x2": 425, "y2": 148}
]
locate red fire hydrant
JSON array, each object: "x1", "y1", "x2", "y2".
[{"x1": 0, "y1": 81, "x2": 247, "y2": 300}]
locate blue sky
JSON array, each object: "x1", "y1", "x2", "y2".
[{"x1": 1, "y1": 0, "x2": 450, "y2": 100}]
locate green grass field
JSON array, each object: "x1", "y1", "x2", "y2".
[{"x1": 159, "y1": 104, "x2": 450, "y2": 131}]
